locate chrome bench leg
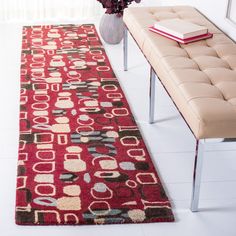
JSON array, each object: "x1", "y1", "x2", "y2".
[
  {"x1": 149, "y1": 67, "x2": 156, "y2": 124},
  {"x1": 123, "y1": 26, "x2": 128, "y2": 71},
  {"x1": 191, "y1": 139, "x2": 205, "y2": 212}
]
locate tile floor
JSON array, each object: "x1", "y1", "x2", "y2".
[{"x1": 0, "y1": 19, "x2": 236, "y2": 236}]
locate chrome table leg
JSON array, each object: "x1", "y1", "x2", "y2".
[
  {"x1": 123, "y1": 26, "x2": 128, "y2": 71},
  {"x1": 191, "y1": 139, "x2": 205, "y2": 212},
  {"x1": 149, "y1": 67, "x2": 156, "y2": 124}
]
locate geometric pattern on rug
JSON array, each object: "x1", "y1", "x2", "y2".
[{"x1": 16, "y1": 24, "x2": 174, "y2": 225}]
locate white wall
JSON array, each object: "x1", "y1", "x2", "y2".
[
  {"x1": 0, "y1": 0, "x2": 103, "y2": 22},
  {"x1": 160, "y1": 0, "x2": 236, "y2": 40},
  {"x1": 140, "y1": 0, "x2": 162, "y2": 6}
]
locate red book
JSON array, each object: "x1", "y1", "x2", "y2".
[{"x1": 149, "y1": 26, "x2": 213, "y2": 44}]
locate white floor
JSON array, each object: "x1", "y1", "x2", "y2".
[{"x1": 0, "y1": 18, "x2": 236, "y2": 236}]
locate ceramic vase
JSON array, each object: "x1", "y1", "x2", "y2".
[{"x1": 99, "y1": 13, "x2": 124, "y2": 45}]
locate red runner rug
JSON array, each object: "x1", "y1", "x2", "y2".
[{"x1": 16, "y1": 24, "x2": 174, "y2": 225}]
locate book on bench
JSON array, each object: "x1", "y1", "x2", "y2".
[{"x1": 149, "y1": 18, "x2": 213, "y2": 44}]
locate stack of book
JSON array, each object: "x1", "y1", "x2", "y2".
[{"x1": 149, "y1": 18, "x2": 213, "y2": 44}]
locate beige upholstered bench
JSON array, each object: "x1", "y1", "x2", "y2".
[{"x1": 123, "y1": 6, "x2": 236, "y2": 211}]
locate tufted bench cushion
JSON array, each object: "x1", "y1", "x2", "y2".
[{"x1": 123, "y1": 6, "x2": 236, "y2": 139}]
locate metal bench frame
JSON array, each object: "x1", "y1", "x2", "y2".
[{"x1": 123, "y1": 26, "x2": 236, "y2": 212}]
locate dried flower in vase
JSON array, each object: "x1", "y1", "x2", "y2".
[{"x1": 97, "y1": 0, "x2": 141, "y2": 16}]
